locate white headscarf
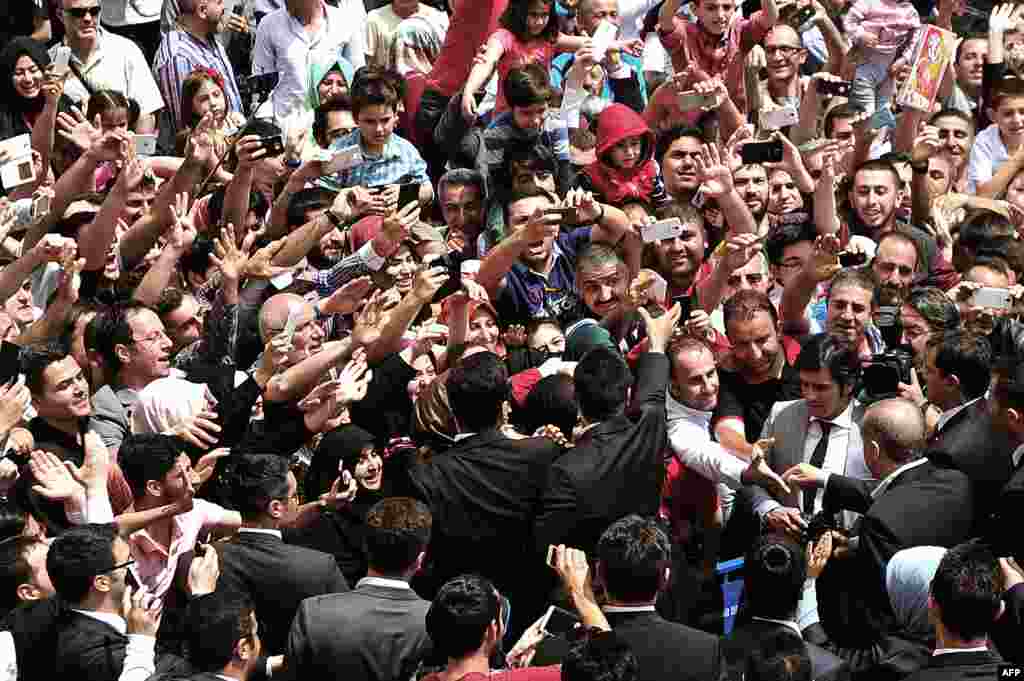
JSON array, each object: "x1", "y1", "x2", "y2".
[
  {"x1": 132, "y1": 377, "x2": 209, "y2": 435},
  {"x1": 886, "y1": 546, "x2": 947, "y2": 639},
  {"x1": 392, "y1": 14, "x2": 448, "y2": 76}
]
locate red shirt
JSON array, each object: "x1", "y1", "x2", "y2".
[{"x1": 426, "y1": 0, "x2": 509, "y2": 97}]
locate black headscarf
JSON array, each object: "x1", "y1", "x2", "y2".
[
  {"x1": 307, "y1": 425, "x2": 376, "y2": 500},
  {"x1": 0, "y1": 38, "x2": 51, "y2": 138}
]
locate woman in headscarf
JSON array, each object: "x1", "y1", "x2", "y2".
[
  {"x1": 0, "y1": 38, "x2": 51, "y2": 141},
  {"x1": 306, "y1": 52, "x2": 356, "y2": 111},
  {"x1": 886, "y1": 546, "x2": 947, "y2": 642},
  {"x1": 391, "y1": 14, "x2": 447, "y2": 147}
]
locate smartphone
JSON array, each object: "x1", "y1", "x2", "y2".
[
  {"x1": 0, "y1": 156, "x2": 34, "y2": 190},
  {"x1": 133, "y1": 134, "x2": 157, "y2": 157},
  {"x1": 52, "y1": 47, "x2": 71, "y2": 77},
  {"x1": 972, "y1": 287, "x2": 1013, "y2": 310},
  {"x1": 641, "y1": 217, "x2": 683, "y2": 243},
  {"x1": 739, "y1": 140, "x2": 784, "y2": 164},
  {"x1": 281, "y1": 304, "x2": 301, "y2": 345},
  {"x1": 759, "y1": 106, "x2": 799, "y2": 131},
  {"x1": 838, "y1": 251, "x2": 867, "y2": 267},
  {"x1": 32, "y1": 193, "x2": 51, "y2": 221},
  {"x1": 546, "y1": 206, "x2": 579, "y2": 223},
  {"x1": 677, "y1": 294, "x2": 693, "y2": 323},
  {"x1": 817, "y1": 79, "x2": 852, "y2": 97},
  {"x1": 677, "y1": 90, "x2": 716, "y2": 113},
  {"x1": 397, "y1": 182, "x2": 421, "y2": 209},
  {"x1": 0, "y1": 341, "x2": 20, "y2": 384},
  {"x1": 591, "y1": 19, "x2": 618, "y2": 59},
  {"x1": 430, "y1": 250, "x2": 467, "y2": 303},
  {"x1": 541, "y1": 605, "x2": 581, "y2": 637},
  {"x1": 259, "y1": 135, "x2": 285, "y2": 156}
]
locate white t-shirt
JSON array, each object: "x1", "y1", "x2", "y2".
[
  {"x1": 365, "y1": 3, "x2": 448, "y2": 69},
  {"x1": 966, "y1": 123, "x2": 1010, "y2": 194}
]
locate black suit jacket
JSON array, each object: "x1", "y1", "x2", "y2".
[
  {"x1": 817, "y1": 462, "x2": 974, "y2": 648},
  {"x1": 722, "y1": 619, "x2": 849, "y2": 681},
  {"x1": 287, "y1": 581, "x2": 431, "y2": 681},
  {"x1": 176, "y1": 530, "x2": 348, "y2": 656},
  {"x1": 604, "y1": 610, "x2": 721, "y2": 681},
  {"x1": 534, "y1": 352, "x2": 669, "y2": 558},
  {"x1": 406, "y1": 429, "x2": 560, "y2": 599},
  {"x1": 926, "y1": 399, "x2": 1013, "y2": 529},
  {"x1": 53, "y1": 610, "x2": 188, "y2": 681},
  {"x1": 901, "y1": 650, "x2": 1003, "y2": 681}
]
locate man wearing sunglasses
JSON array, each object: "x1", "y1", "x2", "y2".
[{"x1": 48, "y1": 0, "x2": 165, "y2": 135}]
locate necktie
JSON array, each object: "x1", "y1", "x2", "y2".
[{"x1": 804, "y1": 421, "x2": 832, "y2": 514}]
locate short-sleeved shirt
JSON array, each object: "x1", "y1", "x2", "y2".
[
  {"x1": 365, "y1": 3, "x2": 449, "y2": 69},
  {"x1": 128, "y1": 498, "x2": 236, "y2": 597},
  {"x1": 491, "y1": 28, "x2": 557, "y2": 114},
  {"x1": 318, "y1": 128, "x2": 429, "y2": 191},
  {"x1": 48, "y1": 29, "x2": 165, "y2": 115},
  {"x1": 659, "y1": 11, "x2": 773, "y2": 114},
  {"x1": 496, "y1": 227, "x2": 591, "y2": 328},
  {"x1": 966, "y1": 123, "x2": 1008, "y2": 194},
  {"x1": 714, "y1": 363, "x2": 802, "y2": 443},
  {"x1": 152, "y1": 29, "x2": 243, "y2": 132}
]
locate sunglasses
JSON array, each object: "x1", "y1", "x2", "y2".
[{"x1": 66, "y1": 6, "x2": 101, "y2": 18}]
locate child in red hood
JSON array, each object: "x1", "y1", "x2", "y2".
[{"x1": 579, "y1": 103, "x2": 668, "y2": 210}]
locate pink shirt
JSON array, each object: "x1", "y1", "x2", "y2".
[
  {"x1": 426, "y1": 0, "x2": 509, "y2": 97},
  {"x1": 128, "y1": 498, "x2": 235, "y2": 597},
  {"x1": 660, "y1": 12, "x2": 773, "y2": 114},
  {"x1": 491, "y1": 28, "x2": 557, "y2": 114}
]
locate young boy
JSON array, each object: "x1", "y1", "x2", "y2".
[
  {"x1": 966, "y1": 77, "x2": 1024, "y2": 196},
  {"x1": 578, "y1": 103, "x2": 667, "y2": 209}
]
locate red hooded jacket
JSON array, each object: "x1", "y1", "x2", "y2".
[{"x1": 582, "y1": 103, "x2": 660, "y2": 206}]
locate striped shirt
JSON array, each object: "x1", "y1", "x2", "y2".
[{"x1": 152, "y1": 28, "x2": 243, "y2": 132}]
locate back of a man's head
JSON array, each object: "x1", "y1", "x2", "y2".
[
  {"x1": 931, "y1": 541, "x2": 1003, "y2": 641},
  {"x1": 447, "y1": 352, "x2": 509, "y2": 433},
  {"x1": 426, "y1": 574, "x2": 499, "y2": 660},
  {"x1": 187, "y1": 589, "x2": 258, "y2": 672},
  {"x1": 743, "y1": 630, "x2": 812, "y2": 681},
  {"x1": 364, "y1": 497, "x2": 432, "y2": 576},
  {"x1": 745, "y1": 534, "x2": 807, "y2": 620},
  {"x1": 562, "y1": 630, "x2": 639, "y2": 681},
  {"x1": 229, "y1": 454, "x2": 292, "y2": 522},
  {"x1": 930, "y1": 332, "x2": 992, "y2": 401},
  {"x1": 46, "y1": 523, "x2": 117, "y2": 605},
  {"x1": 596, "y1": 515, "x2": 671, "y2": 603},
  {"x1": 862, "y1": 398, "x2": 925, "y2": 466},
  {"x1": 574, "y1": 347, "x2": 632, "y2": 422}
]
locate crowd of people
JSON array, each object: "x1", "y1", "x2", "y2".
[{"x1": 1, "y1": 0, "x2": 1024, "y2": 679}]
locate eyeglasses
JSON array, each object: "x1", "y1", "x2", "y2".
[
  {"x1": 65, "y1": 5, "x2": 101, "y2": 18},
  {"x1": 764, "y1": 45, "x2": 802, "y2": 57}
]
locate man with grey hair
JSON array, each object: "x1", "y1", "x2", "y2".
[
  {"x1": 782, "y1": 397, "x2": 975, "y2": 648},
  {"x1": 437, "y1": 168, "x2": 487, "y2": 257}
]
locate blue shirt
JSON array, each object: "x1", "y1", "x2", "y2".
[
  {"x1": 496, "y1": 227, "x2": 592, "y2": 328},
  {"x1": 319, "y1": 128, "x2": 429, "y2": 191}
]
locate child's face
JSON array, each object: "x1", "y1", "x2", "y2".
[
  {"x1": 193, "y1": 79, "x2": 227, "y2": 122},
  {"x1": 526, "y1": 0, "x2": 551, "y2": 37},
  {"x1": 512, "y1": 102, "x2": 547, "y2": 132},
  {"x1": 696, "y1": 0, "x2": 735, "y2": 36},
  {"x1": 995, "y1": 95, "x2": 1024, "y2": 142},
  {"x1": 356, "y1": 103, "x2": 397, "y2": 148},
  {"x1": 101, "y1": 107, "x2": 129, "y2": 134},
  {"x1": 608, "y1": 135, "x2": 644, "y2": 169}
]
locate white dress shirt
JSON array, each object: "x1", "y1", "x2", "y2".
[
  {"x1": 934, "y1": 397, "x2": 981, "y2": 435},
  {"x1": 253, "y1": 0, "x2": 367, "y2": 123}
]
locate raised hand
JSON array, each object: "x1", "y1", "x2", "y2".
[
  {"x1": 337, "y1": 348, "x2": 372, "y2": 405},
  {"x1": 638, "y1": 302, "x2": 682, "y2": 353},
  {"x1": 210, "y1": 222, "x2": 254, "y2": 282},
  {"x1": 695, "y1": 144, "x2": 734, "y2": 197},
  {"x1": 243, "y1": 238, "x2": 292, "y2": 280},
  {"x1": 65, "y1": 432, "x2": 112, "y2": 494},
  {"x1": 168, "y1": 410, "x2": 222, "y2": 450},
  {"x1": 804, "y1": 234, "x2": 841, "y2": 283},
  {"x1": 168, "y1": 192, "x2": 198, "y2": 252},
  {"x1": 187, "y1": 544, "x2": 220, "y2": 596},
  {"x1": 320, "y1": 276, "x2": 374, "y2": 316},
  {"x1": 29, "y1": 449, "x2": 82, "y2": 501},
  {"x1": 321, "y1": 470, "x2": 358, "y2": 509},
  {"x1": 410, "y1": 265, "x2": 449, "y2": 305},
  {"x1": 123, "y1": 585, "x2": 164, "y2": 636},
  {"x1": 0, "y1": 380, "x2": 31, "y2": 436},
  {"x1": 194, "y1": 448, "x2": 230, "y2": 486},
  {"x1": 57, "y1": 109, "x2": 101, "y2": 152}
]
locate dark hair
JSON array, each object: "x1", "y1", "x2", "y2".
[
  {"x1": 91, "y1": 301, "x2": 156, "y2": 374},
  {"x1": 364, "y1": 497, "x2": 432, "y2": 574},
  {"x1": 827, "y1": 267, "x2": 878, "y2": 303},
  {"x1": 929, "y1": 107, "x2": 976, "y2": 132},
  {"x1": 505, "y1": 62, "x2": 554, "y2": 109},
  {"x1": 931, "y1": 541, "x2": 1003, "y2": 641},
  {"x1": 206, "y1": 185, "x2": 270, "y2": 230},
  {"x1": 154, "y1": 288, "x2": 188, "y2": 321},
  {"x1": 743, "y1": 630, "x2": 812, "y2": 681},
  {"x1": 426, "y1": 574, "x2": 500, "y2": 659},
  {"x1": 85, "y1": 90, "x2": 140, "y2": 131},
  {"x1": 596, "y1": 515, "x2": 671, "y2": 602},
  {"x1": 576, "y1": 241, "x2": 626, "y2": 277},
  {"x1": 119, "y1": 433, "x2": 184, "y2": 500},
  {"x1": 287, "y1": 187, "x2": 336, "y2": 229},
  {"x1": 745, "y1": 533, "x2": 807, "y2": 620},
  {"x1": 902, "y1": 287, "x2": 959, "y2": 335},
  {"x1": 350, "y1": 66, "x2": 404, "y2": 118},
  {"x1": 794, "y1": 333, "x2": 861, "y2": 390},
  {"x1": 574, "y1": 347, "x2": 632, "y2": 422},
  {"x1": 313, "y1": 95, "x2": 353, "y2": 148},
  {"x1": 875, "y1": 231, "x2": 922, "y2": 273},
  {"x1": 929, "y1": 332, "x2": 992, "y2": 401},
  {"x1": 21, "y1": 342, "x2": 69, "y2": 397},
  {"x1": 0, "y1": 38, "x2": 51, "y2": 112},
  {"x1": 723, "y1": 289, "x2": 779, "y2": 331},
  {"x1": 187, "y1": 589, "x2": 257, "y2": 671},
  {"x1": 852, "y1": 159, "x2": 900, "y2": 190},
  {"x1": 655, "y1": 126, "x2": 704, "y2": 167},
  {"x1": 229, "y1": 454, "x2": 292, "y2": 520},
  {"x1": 823, "y1": 103, "x2": 857, "y2": 138},
  {"x1": 0, "y1": 534, "x2": 43, "y2": 612},
  {"x1": 180, "y1": 68, "x2": 228, "y2": 129},
  {"x1": 499, "y1": 0, "x2": 559, "y2": 42},
  {"x1": 46, "y1": 523, "x2": 118, "y2": 604},
  {"x1": 765, "y1": 221, "x2": 817, "y2": 265},
  {"x1": 563, "y1": 630, "x2": 639, "y2": 681},
  {"x1": 967, "y1": 255, "x2": 1012, "y2": 282},
  {"x1": 447, "y1": 352, "x2": 509, "y2": 433},
  {"x1": 521, "y1": 374, "x2": 577, "y2": 437},
  {"x1": 61, "y1": 302, "x2": 105, "y2": 355}
]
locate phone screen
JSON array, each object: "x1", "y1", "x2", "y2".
[{"x1": 397, "y1": 182, "x2": 420, "y2": 209}]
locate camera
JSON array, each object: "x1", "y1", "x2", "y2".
[
  {"x1": 861, "y1": 348, "x2": 913, "y2": 399},
  {"x1": 429, "y1": 250, "x2": 467, "y2": 303},
  {"x1": 801, "y1": 510, "x2": 839, "y2": 545}
]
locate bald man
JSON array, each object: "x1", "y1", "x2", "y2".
[
  {"x1": 783, "y1": 397, "x2": 974, "y2": 648},
  {"x1": 259, "y1": 293, "x2": 326, "y2": 367}
]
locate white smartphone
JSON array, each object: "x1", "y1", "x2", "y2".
[
  {"x1": 591, "y1": 19, "x2": 618, "y2": 59},
  {"x1": 759, "y1": 105, "x2": 799, "y2": 131},
  {"x1": 0, "y1": 156, "x2": 34, "y2": 190},
  {"x1": 0, "y1": 134, "x2": 31, "y2": 160},
  {"x1": 133, "y1": 134, "x2": 157, "y2": 157},
  {"x1": 281, "y1": 304, "x2": 301, "y2": 346},
  {"x1": 269, "y1": 270, "x2": 294, "y2": 290},
  {"x1": 323, "y1": 145, "x2": 362, "y2": 174},
  {"x1": 640, "y1": 217, "x2": 683, "y2": 243},
  {"x1": 32, "y1": 193, "x2": 51, "y2": 221},
  {"x1": 52, "y1": 47, "x2": 71, "y2": 77},
  {"x1": 643, "y1": 269, "x2": 668, "y2": 303},
  {"x1": 971, "y1": 287, "x2": 1013, "y2": 310}
]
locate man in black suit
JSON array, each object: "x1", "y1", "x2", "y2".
[
  {"x1": 287, "y1": 497, "x2": 434, "y2": 681},
  {"x1": 902, "y1": 542, "x2": 1003, "y2": 681},
  {"x1": 535, "y1": 303, "x2": 681, "y2": 558},
  {"x1": 46, "y1": 523, "x2": 188, "y2": 681},
  {"x1": 406, "y1": 351, "x2": 561, "y2": 629},
  {"x1": 595, "y1": 515, "x2": 722, "y2": 681},
  {"x1": 918, "y1": 332, "x2": 1012, "y2": 527},
  {"x1": 722, "y1": 533, "x2": 848, "y2": 681},
  {"x1": 178, "y1": 455, "x2": 349, "y2": 657},
  {"x1": 783, "y1": 398, "x2": 975, "y2": 648}
]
